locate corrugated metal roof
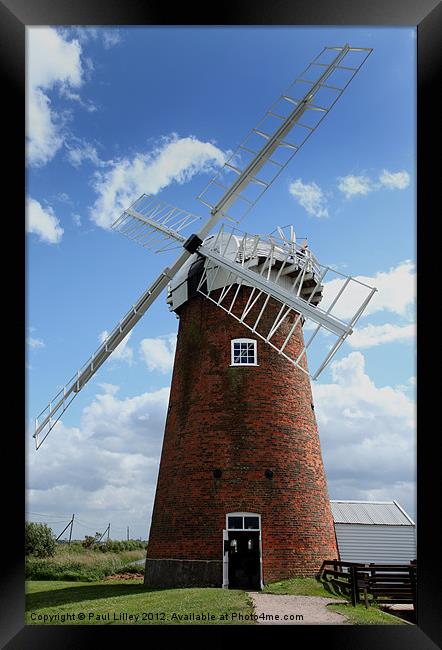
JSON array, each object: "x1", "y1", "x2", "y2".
[{"x1": 330, "y1": 500, "x2": 414, "y2": 526}]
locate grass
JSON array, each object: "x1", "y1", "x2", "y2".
[
  {"x1": 26, "y1": 580, "x2": 255, "y2": 625},
  {"x1": 263, "y1": 577, "x2": 343, "y2": 599},
  {"x1": 328, "y1": 603, "x2": 407, "y2": 625},
  {"x1": 263, "y1": 577, "x2": 407, "y2": 625},
  {"x1": 26, "y1": 545, "x2": 146, "y2": 581},
  {"x1": 25, "y1": 574, "x2": 408, "y2": 626}
]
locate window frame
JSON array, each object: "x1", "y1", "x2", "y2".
[
  {"x1": 226, "y1": 512, "x2": 261, "y2": 531},
  {"x1": 230, "y1": 338, "x2": 258, "y2": 367}
]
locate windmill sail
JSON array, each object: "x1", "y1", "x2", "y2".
[
  {"x1": 33, "y1": 43, "x2": 375, "y2": 449},
  {"x1": 196, "y1": 226, "x2": 377, "y2": 379},
  {"x1": 111, "y1": 213, "x2": 377, "y2": 380},
  {"x1": 111, "y1": 194, "x2": 202, "y2": 253},
  {"x1": 32, "y1": 269, "x2": 177, "y2": 449},
  {"x1": 34, "y1": 192, "x2": 223, "y2": 448},
  {"x1": 197, "y1": 44, "x2": 372, "y2": 223}
]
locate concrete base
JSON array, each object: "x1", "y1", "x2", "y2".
[{"x1": 144, "y1": 558, "x2": 223, "y2": 589}]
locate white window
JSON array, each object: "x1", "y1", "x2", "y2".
[
  {"x1": 230, "y1": 338, "x2": 258, "y2": 366},
  {"x1": 226, "y1": 513, "x2": 261, "y2": 530}
]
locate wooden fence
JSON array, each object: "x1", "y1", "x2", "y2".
[{"x1": 317, "y1": 560, "x2": 417, "y2": 610}]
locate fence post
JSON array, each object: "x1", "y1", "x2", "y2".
[
  {"x1": 410, "y1": 564, "x2": 417, "y2": 617},
  {"x1": 363, "y1": 584, "x2": 369, "y2": 609},
  {"x1": 350, "y1": 565, "x2": 359, "y2": 607}
]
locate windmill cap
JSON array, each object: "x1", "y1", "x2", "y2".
[{"x1": 167, "y1": 232, "x2": 323, "y2": 313}]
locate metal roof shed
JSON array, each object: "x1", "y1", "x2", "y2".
[{"x1": 330, "y1": 500, "x2": 416, "y2": 565}]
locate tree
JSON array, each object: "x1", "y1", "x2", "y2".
[{"x1": 25, "y1": 522, "x2": 56, "y2": 557}]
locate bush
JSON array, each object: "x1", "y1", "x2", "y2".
[
  {"x1": 82, "y1": 534, "x2": 100, "y2": 548},
  {"x1": 59, "y1": 541, "x2": 85, "y2": 554},
  {"x1": 25, "y1": 547, "x2": 146, "y2": 581},
  {"x1": 81, "y1": 537, "x2": 146, "y2": 551},
  {"x1": 95, "y1": 540, "x2": 146, "y2": 553},
  {"x1": 116, "y1": 563, "x2": 145, "y2": 575},
  {"x1": 25, "y1": 522, "x2": 56, "y2": 558}
]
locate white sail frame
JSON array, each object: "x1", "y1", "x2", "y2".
[{"x1": 197, "y1": 226, "x2": 377, "y2": 380}]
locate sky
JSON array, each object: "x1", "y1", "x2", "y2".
[{"x1": 26, "y1": 26, "x2": 416, "y2": 542}]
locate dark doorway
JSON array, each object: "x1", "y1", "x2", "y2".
[{"x1": 228, "y1": 531, "x2": 260, "y2": 590}]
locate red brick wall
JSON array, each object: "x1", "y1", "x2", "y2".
[{"x1": 147, "y1": 289, "x2": 337, "y2": 581}]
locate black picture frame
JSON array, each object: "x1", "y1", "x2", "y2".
[{"x1": 3, "y1": 0, "x2": 440, "y2": 646}]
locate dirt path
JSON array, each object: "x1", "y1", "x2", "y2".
[{"x1": 248, "y1": 592, "x2": 350, "y2": 625}]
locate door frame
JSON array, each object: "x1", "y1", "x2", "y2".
[{"x1": 222, "y1": 512, "x2": 263, "y2": 590}]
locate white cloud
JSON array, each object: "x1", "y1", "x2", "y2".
[
  {"x1": 98, "y1": 330, "x2": 133, "y2": 365},
  {"x1": 313, "y1": 352, "x2": 415, "y2": 517},
  {"x1": 26, "y1": 384, "x2": 170, "y2": 539},
  {"x1": 90, "y1": 134, "x2": 227, "y2": 229},
  {"x1": 72, "y1": 213, "x2": 82, "y2": 227},
  {"x1": 347, "y1": 323, "x2": 415, "y2": 349},
  {"x1": 27, "y1": 28, "x2": 82, "y2": 90},
  {"x1": 102, "y1": 30, "x2": 122, "y2": 49},
  {"x1": 27, "y1": 27, "x2": 83, "y2": 166},
  {"x1": 337, "y1": 174, "x2": 372, "y2": 198},
  {"x1": 61, "y1": 27, "x2": 123, "y2": 50},
  {"x1": 57, "y1": 192, "x2": 71, "y2": 203},
  {"x1": 379, "y1": 169, "x2": 410, "y2": 190},
  {"x1": 26, "y1": 197, "x2": 64, "y2": 244},
  {"x1": 27, "y1": 337, "x2": 45, "y2": 349},
  {"x1": 288, "y1": 178, "x2": 328, "y2": 218},
  {"x1": 59, "y1": 85, "x2": 98, "y2": 112},
  {"x1": 140, "y1": 334, "x2": 177, "y2": 374},
  {"x1": 79, "y1": 386, "x2": 169, "y2": 452},
  {"x1": 66, "y1": 140, "x2": 105, "y2": 168},
  {"x1": 97, "y1": 382, "x2": 120, "y2": 396},
  {"x1": 337, "y1": 169, "x2": 410, "y2": 199},
  {"x1": 27, "y1": 89, "x2": 64, "y2": 167},
  {"x1": 321, "y1": 260, "x2": 415, "y2": 321}
]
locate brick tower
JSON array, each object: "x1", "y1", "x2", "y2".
[{"x1": 144, "y1": 246, "x2": 338, "y2": 589}]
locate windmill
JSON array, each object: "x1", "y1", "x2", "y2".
[{"x1": 32, "y1": 44, "x2": 377, "y2": 589}]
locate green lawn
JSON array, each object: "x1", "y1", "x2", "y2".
[
  {"x1": 26, "y1": 577, "x2": 407, "y2": 626},
  {"x1": 26, "y1": 580, "x2": 255, "y2": 625},
  {"x1": 263, "y1": 577, "x2": 343, "y2": 599},
  {"x1": 328, "y1": 603, "x2": 407, "y2": 625}
]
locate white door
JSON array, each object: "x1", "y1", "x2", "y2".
[
  {"x1": 222, "y1": 529, "x2": 229, "y2": 588},
  {"x1": 259, "y1": 531, "x2": 264, "y2": 589}
]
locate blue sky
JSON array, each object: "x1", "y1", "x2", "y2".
[{"x1": 26, "y1": 26, "x2": 416, "y2": 541}]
